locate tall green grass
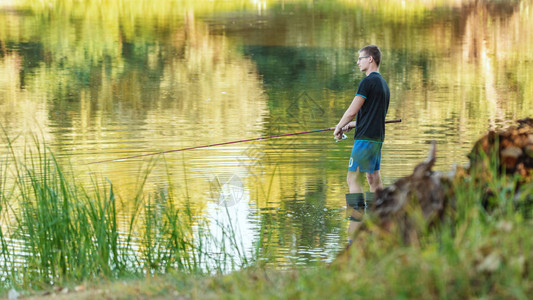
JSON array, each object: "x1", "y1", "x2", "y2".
[{"x1": 0, "y1": 136, "x2": 258, "y2": 291}]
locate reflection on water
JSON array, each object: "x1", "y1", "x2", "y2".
[{"x1": 1, "y1": 0, "x2": 532, "y2": 268}]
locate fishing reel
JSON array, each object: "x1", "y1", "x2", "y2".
[{"x1": 335, "y1": 133, "x2": 348, "y2": 142}]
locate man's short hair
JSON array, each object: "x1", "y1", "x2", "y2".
[{"x1": 360, "y1": 45, "x2": 382, "y2": 67}]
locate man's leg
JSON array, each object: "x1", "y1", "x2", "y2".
[
  {"x1": 366, "y1": 170, "x2": 382, "y2": 192},
  {"x1": 347, "y1": 170, "x2": 363, "y2": 193},
  {"x1": 365, "y1": 170, "x2": 382, "y2": 211},
  {"x1": 363, "y1": 140, "x2": 383, "y2": 209},
  {"x1": 346, "y1": 170, "x2": 365, "y2": 242},
  {"x1": 346, "y1": 140, "x2": 379, "y2": 242}
]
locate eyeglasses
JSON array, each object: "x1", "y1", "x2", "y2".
[{"x1": 357, "y1": 56, "x2": 370, "y2": 61}]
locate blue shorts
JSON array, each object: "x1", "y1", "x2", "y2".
[{"x1": 348, "y1": 140, "x2": 383, "y2": 173}]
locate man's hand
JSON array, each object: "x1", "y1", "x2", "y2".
[
  {"x1": 342, "y1": 121, "x2": 356, "y2": 133},
  {"x1": 333, "y1": 121, "x2": 356, "y2": 141},
  {"x1": 333, "y1": 125, "x2": 344, "y2": 141}
]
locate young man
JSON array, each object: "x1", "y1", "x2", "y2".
[{"x1": 333, "y1": 45, "x2": 390, "y2": 238}]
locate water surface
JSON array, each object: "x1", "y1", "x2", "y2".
[{"x1": 1, "y1": 0, "x2": 532, "y2": 267}]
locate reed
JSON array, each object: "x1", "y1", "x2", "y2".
[{"x1": 0, "y1": 136, "x2": 257, "y2": 291}]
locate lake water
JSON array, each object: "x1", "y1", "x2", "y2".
[{"x1": 1, "y1": 0, "x2": 532, "y2": 267}]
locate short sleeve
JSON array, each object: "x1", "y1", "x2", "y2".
[{"x1": 356, "y1": 78, "x2": 370, "y2": 99}]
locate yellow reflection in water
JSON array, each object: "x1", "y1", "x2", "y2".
[{"x1": 0, "y1": 0, "x2": 532, "y2": 260}]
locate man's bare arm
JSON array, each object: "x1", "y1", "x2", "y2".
[{"x1": 334, "y1": 95, "x2": 365, "y2": 140}]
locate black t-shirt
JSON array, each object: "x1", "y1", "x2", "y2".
[{"x1": 354, "y1": 72, "x2": 390, "y2": 142}]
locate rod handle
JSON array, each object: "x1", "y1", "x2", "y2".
[{"x1": 385, "y1": 118, "x2": 402, "y2": 124}]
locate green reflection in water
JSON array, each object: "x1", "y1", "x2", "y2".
[{"x1": 0, "y1": 0, "x2": 532, "y2": 270}]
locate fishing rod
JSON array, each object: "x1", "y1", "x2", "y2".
[{"x1": 88, "y1": 119, "x2": 402, "y2": 165}]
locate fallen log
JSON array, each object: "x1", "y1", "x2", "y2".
[{"x1": 371, "y1": 141, "x2": 455, "y2": 245}]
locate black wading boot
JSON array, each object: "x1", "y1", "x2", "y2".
[
  {"x1": 365, "y1": 192, "x2": 375, "y2": 213},
  {"x1": 346, "y1": 193, "x2": 365, "y2": 221},
  {"x1": 346, "y1": 193, "x2": 365, "y2": 244}
]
